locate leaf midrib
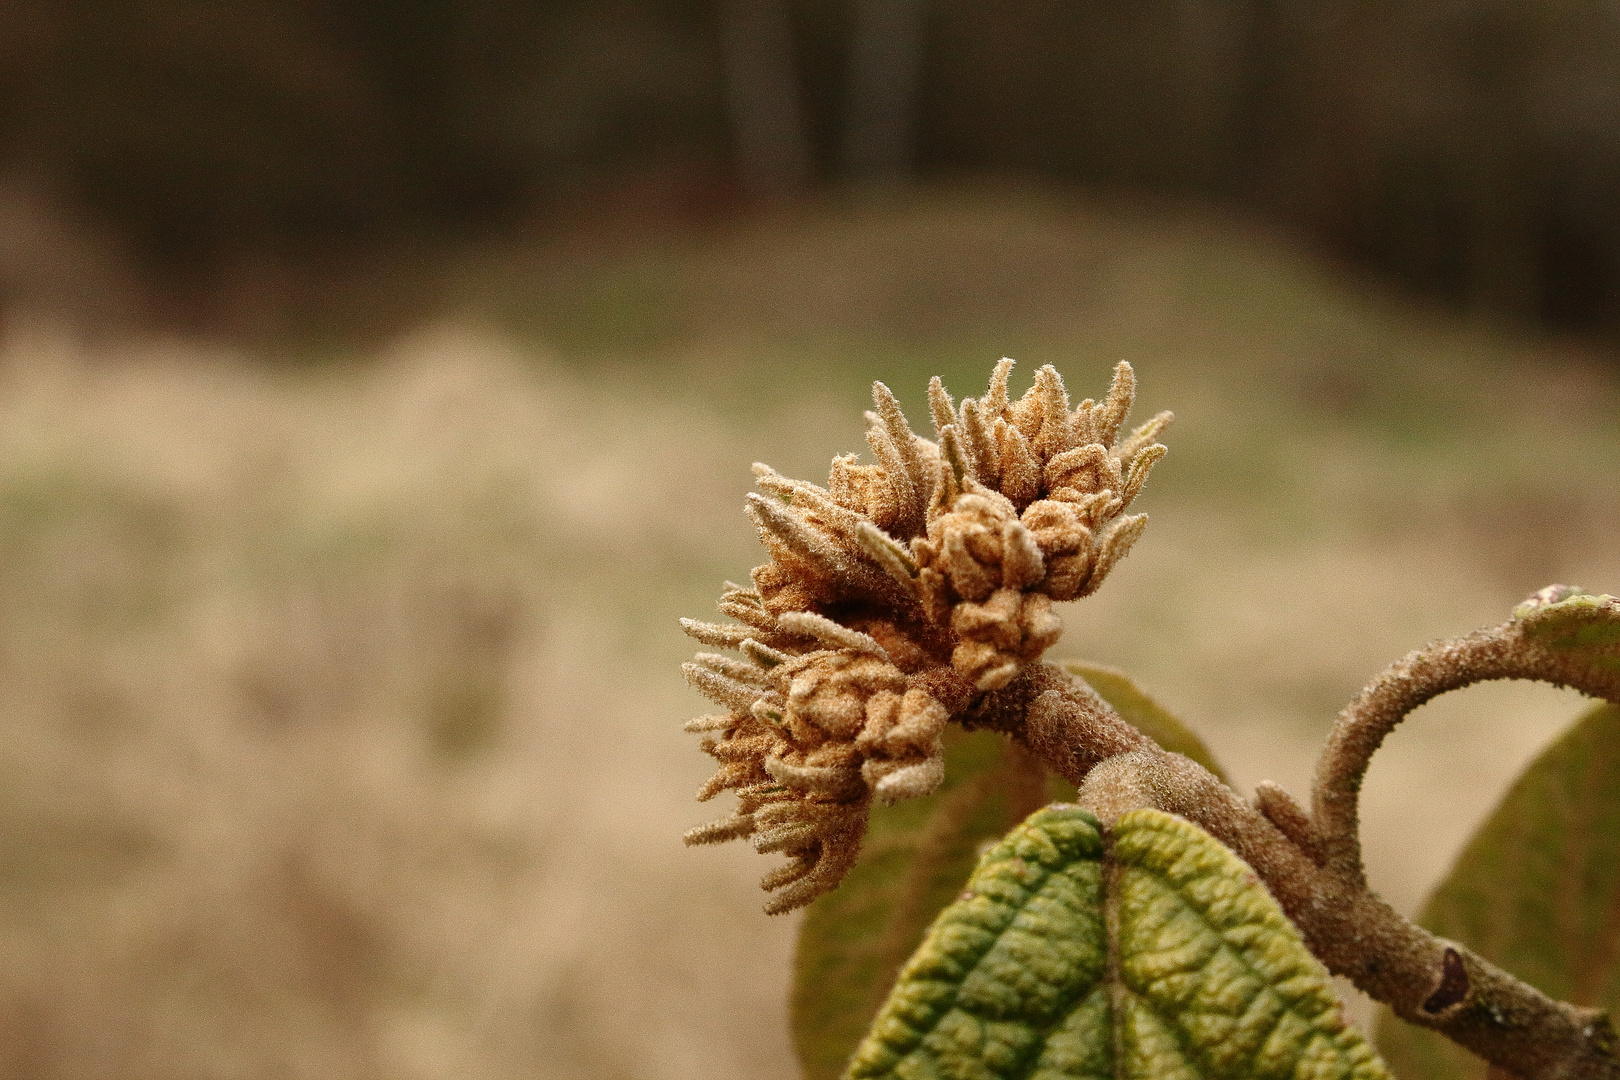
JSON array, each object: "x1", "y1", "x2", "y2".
[{"x1": 1113, "y1": 840, "x2": 1353, "y2": 1079}]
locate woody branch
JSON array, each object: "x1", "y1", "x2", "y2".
[{"x1": 974, "y1": 611, "x2": 1620, "y2": 1080}]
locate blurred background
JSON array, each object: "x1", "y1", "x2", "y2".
[{"x1": 0, "y1": 2, "x2": 1616, "y2": 1077}]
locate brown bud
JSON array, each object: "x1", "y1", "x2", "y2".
[
  {"x1": 1019, "y1": 499, "x2": 1095, "y2": 601},
  {"x1": 828, "y1": 454, "x2": 903, "y2": 533},
  {"x1": 856, "y1": 687, "x2": 949, "y2": 758},
  {"x1": 781, "y1": 649, "x2": 908, "y2": 740},
  {"x1": 1043, "y1": 443, "x2": 1122, "y2": 502},
  {"x1": 856, "y1": 687, "x2": 949, "y2": 802},
  {"x1": 950, "y1": 589, "x2": 1063, "y2": 690},
  {"x1": 916, "y1": 493, "x2": 1046, "y2": 609}
]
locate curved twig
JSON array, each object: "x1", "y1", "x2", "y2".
[
  {"x1": 1312, "y1": 615, "x2": 1620, "y2": 886},
  {"x1": 981, "y1": 658, "x2": 1620, "y2": 1080}
]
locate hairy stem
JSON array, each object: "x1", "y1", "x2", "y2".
[
  {"x1": 981, "y1": 660, "x2": 1620, "y2": 1080},
  {"x1": 1313, "y1": 617, "x2": 1620, "y2": 885},
  {"x1": 966, "y1": 660, "x2": 1152, "y2": 772}
]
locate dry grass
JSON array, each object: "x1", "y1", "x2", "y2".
[
  {"x1": 0, "y1": 184, "x2": 1615, "y2": 1076},
  {"x1": 0, "y1": 321, "x2": 804, "y2": 1080}
]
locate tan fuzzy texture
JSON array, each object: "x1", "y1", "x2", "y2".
[
  {"x1": 911, "y1": 360, "x2": 1168, "y2": 680},
  {"x1": 681, "y1": 360, "x2": 1167, "y2": 911},
  {"x1": 949, "y1": 589, "x2": 1064, "y2": 690},
  {"x1": 683, "y1": 634, "x2": 949, "y2": 913},
  {"x1": 855, "y1": 688, "x2": 950, "y2": 803}
]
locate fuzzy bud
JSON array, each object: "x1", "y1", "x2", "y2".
[
  {"x1": 1019, "y1": 500, "x2": 1094, "y2": 601},
  {"x1": 685, "y1": 644, "x2": 948, "y2": 912},
  {"x1": 684, "y1": 359, "x2": 1170, "y2": 913},
  {"x1": 856, "y1": 687, "x2": 950, "y2": 802},
  {"x1": 950, "y1": 588, "x2": 1063, "y2": 690},
  {"x1": 781, "y1": 650, "x2": 908, "y2": 741},
  {"x1": 915, "y1": 492, "x2": 1046, "y2": 612}
]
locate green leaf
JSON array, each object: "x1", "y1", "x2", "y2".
[
  {"x1": 1064, "y1": 660, "x2": 1229, "y2": 783},
  {"x1": 793, "y1": 664, "x2": 1225, "y2": 1079},
  {"x1": 848, "y1": 805, "x2": 1392, "y2": 1080},
  {"x1": 792, "y1": 728, "x2": 1074, "y2": 1080},
  {"x1": 1375, "y1": 703, "x2": 1620, "y2": 1079}
]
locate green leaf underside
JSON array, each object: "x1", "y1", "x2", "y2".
[
  {"x1": 794, "y1": 728, "x2": 1077, "y2": 1080},
  {"x1": 1375, "y1": 704, "x2": 1620, "y2": 1079},
  {"x1": 1062, "y1": 662, "x2": 1229, "y2": 784},
  {"x1": 849, "y1": 805, "x2": 1391, "y2": 1079}
]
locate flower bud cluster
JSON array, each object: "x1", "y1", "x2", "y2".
[
  {"x1": 765, "y1": 648, "x2": 947, "y2": 806},
  {"x1": 914, "y1": 492, "x2": 1061, "y2": 690},
  {"x1": 680, "y1": 359, "x2": 1168, "y2": 912},
  {"x1": 682, "y1": 604, "x2": 947, "y2": 912},
  {"x1": 907, "y1": 360, "x2": 1166, "y2": 689}
]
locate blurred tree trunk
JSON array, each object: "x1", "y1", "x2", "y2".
[
  {"x1": 718, "y1": 0, "x2": 813, "y2": 198},
  {"x1": 1459, "y1": 7, "x2": 1539, "y2": 322},
  {"x1": 842, "y1": 0, "x2": 927, "y2": 182}
]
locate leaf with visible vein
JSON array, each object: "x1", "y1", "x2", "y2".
[
  {"x1": 1376, "y1": 703, "x2": 1620, "y2": 1079},
  {"x1": 850, "y1": 805, "x2": 1391, "y2": 1079},
  {"x1": 792, "y1": 727, "x2": 1072, "y2": 1080},
  {"x1": 1064, "y1": 660, "x2": 1228, "y2": 783},
  {"x1": 793, "y1": 664, "x2": 1225, "y2": 1078}
]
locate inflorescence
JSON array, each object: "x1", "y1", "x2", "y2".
[{"x1": 681, "y1": 359, "x2": 1170, "y2": 912}]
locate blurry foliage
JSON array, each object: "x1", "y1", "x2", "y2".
[
  {"x1": 6, "y1": 0, "x2": 1620, "y2": 335},
  {"x1": 0, "y1": 0, "x2": 723, "y2": 269}
]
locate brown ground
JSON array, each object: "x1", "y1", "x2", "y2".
[{"x1": 0, "y1": 184, "x2": 1615, "y2": 1077}]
